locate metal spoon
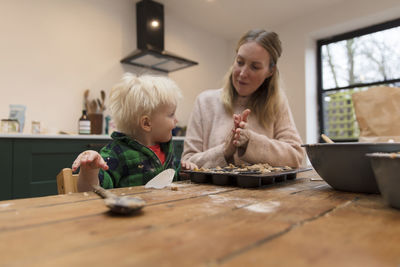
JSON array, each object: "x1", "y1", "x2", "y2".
[{"x1": 92, "y1": 185, "x2": 145, "y2": 215}]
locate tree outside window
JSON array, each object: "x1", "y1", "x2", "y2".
[{"x1": 317, "y1": 18, "x2": 400, "y2": 141}]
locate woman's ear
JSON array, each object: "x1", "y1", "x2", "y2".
[
  {"x1": 140, "y1": 115, "x2": 152, "y2": 132},
  {"x1": 268, "y1": 65, "x2": 276, "y2": 77}
]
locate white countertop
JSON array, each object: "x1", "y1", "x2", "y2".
[{"x1": 0, "y1": 133, "x2": 185, "y2": 141}]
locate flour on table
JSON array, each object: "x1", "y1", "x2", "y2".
[
  {"x1": 276, "y1": 187, "x2": 297, "y2": 192},
  {"x1": 208, "y1": 194, "x2": 255, "y2": 206},
  {"x1": 245, "y1": 201, "x2": 280, "y2": 213},
  {"x1": 0, "y1": 203, "x2": 13, "y2": 208}
]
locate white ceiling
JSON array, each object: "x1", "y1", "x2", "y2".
[{"x1": 159, "y1": 0, "x2": 350, "y2": 40}]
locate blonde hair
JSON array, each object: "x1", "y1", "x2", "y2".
[
  {"x1": 222, "y1": 29, "x2": 283, "y2": 128},
  {"x1": 109, "y1": 73, "x2": 182, "y2": 136}
]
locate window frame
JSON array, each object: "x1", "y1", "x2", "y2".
[{"x1": 316, "y1": 18, "x2": 400, "y2": 142}]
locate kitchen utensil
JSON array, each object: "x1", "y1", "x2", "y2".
[
  {"x1": 100, "y1": 90, "x2": 106, "y2": 111},
  {"x1": 321, "y1": 134, "x2": 334, "y2": 143},
  {"x1": 88, "y1": 113, "x2": 103, "y2": 134},
  {"x1": 90, "y1": 100, "x2": 98, "y2": 114},
  {"x1": 367, "y1": 152, "x2": 400, "y2": 209},
  {"x1": 92, "y1": 185, "x2": 145, "y2": 215},
  {"x1": 84, "y1": 89, "x2": 90, "y2": 111},
  {"x1": 97, "y1": 99, "x2": 103, "y2": 110},
  {"x1": 303, "y1": 142, "x2": 400, "y2": 193},
  {"x1": 145, "y1": 169, "x2": 175, "y2": 189}
]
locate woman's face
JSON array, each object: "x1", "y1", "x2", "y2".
[{"x1": 232, "y1": 41, "x2": 274, "y2": 97}]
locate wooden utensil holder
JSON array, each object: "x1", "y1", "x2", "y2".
[{"x1": 88, "y1": 113, "x2": 103, "y2": 134}]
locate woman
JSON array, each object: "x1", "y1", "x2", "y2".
[{"x1": 181, "y1": 29, "x2": 304, "y2": 169}]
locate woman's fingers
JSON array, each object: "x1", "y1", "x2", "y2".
[
  {"x1": 233, "y1": 128, "x2": 250, "y2": 147},
  {"x1": 239, "y1": 121, "x2": 247, "y2": 129},
  {"x1": 241, "y1": 109, "x2": 251, "y2": 122},
  {"x1": 223, "y1": 130, "x2": 237, "y2": 159},
  {"x1": 233, "y1": 109, "x2": 250, "y2": 131},
  {"x1": 233, "y1": 114, "x2": 241, "y2": 128},
  {"x1": 181, "y1": 161, "x2": 198, "y2": 170}
]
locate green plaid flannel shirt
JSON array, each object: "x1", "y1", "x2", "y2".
[{"x1": 98, "y1": 132, "x2": 179, "y2": 188}]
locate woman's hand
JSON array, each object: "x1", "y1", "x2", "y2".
[
  {"x1": 224, "y1": 109, "x2": 251, "y2": 162},
  {"x1": 72, "y1": 150, "x2": 109, "y2": 172},
  {"x1": 181, "y1": 160, "x2": 198, "y2": 170},
  {"x1": 233, "y1": 127, "x2": 250, "y2": 147},
  {"x1": 223, "y1": 126, "x2": 237, "y2": 162},
  {"x1": 233, "y1": 109, "x2": 251, "y2": 149}
]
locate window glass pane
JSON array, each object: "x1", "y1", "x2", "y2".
[
  {"x1": 321, "y1": 26, "x2": 400, "y2": 90},
  {"x1": 322, "y1": 84, "x2": 400, "y2": 140},
  {"x1": 322, "y1": 89, "x2": 362, "y2": 140}
]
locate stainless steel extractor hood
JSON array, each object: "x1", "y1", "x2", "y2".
[{"x1": 121, "y1": 0, "x2": 198, "y2": 73}]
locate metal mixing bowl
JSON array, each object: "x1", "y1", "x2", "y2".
[
  {"x1": 367, "y1": 152, "x2": 400, "y2": 209},
  {"x1": 302, "y1": 143, "x2": 400, "y2": 193}
]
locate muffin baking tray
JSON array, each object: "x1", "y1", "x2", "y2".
[{"x1": 182, "y1": 167, "x2": 311, "y2": 188}]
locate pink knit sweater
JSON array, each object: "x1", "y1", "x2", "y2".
[{"x1": 181, "y1": 89, "x2": 304, "y2": 168}]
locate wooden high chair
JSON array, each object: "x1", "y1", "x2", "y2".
[{"x1": 56, "y1": 168, "x2": 79, "y2": 194}]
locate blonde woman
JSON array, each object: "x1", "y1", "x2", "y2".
[
  {"x1": 181, "y1": 29, "x2": 304, "y2": 169},
  {"x1": 72, "y1": 73, "x2": 186, "y2": 191}
]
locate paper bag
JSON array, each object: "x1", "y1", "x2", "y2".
[{"x1": 352, "y1": 86, "x2": 400, "y2": 142}]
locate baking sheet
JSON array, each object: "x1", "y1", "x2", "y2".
[{"x1": 182, "y1": 167, "x2": 311, "y2": 188}]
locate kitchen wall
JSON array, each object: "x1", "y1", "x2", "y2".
[{"x1": 0, "y1": 0, "x2": 230, "y2": 134}]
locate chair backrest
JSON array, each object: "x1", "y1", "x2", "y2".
[{"x1": 57, "y1": 168, "x2": 79, "y2": 194}]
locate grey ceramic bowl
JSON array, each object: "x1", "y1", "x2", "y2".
[
  {"x1": 367, "y1": 152, "x2": 400, "y2": 209},
  {"x1": 302, "y1": 143, "x2": 400, "y2": 193}
]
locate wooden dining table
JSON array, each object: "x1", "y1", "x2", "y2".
[{"x1": 0, "y1": 169, "x2": 399, "y2": 267}]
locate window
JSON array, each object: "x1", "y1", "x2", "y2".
[{"x1": 317, "y1": 18, "x2": 400, "y2": 142}]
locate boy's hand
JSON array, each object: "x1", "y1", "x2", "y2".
[
  {"x1": 181, "y1": 160, "x2": 198, "y2": 170},
  {"x1": 72, "y1": 150, "x2": 109, "y2": 172}
]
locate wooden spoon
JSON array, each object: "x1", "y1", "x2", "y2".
[
  {"x1": 84, "y1": 89, "x2": 90, "y2": 111},
  {"x1": 90, "y1": 100, "x2": 98, "y2": 114},
  {"x1": 100, "y1": 90, "x2": 106, "y2": 111},
  {"x1": 321, "y1": 134, "x2": 334, "y2": 143},
  {"x1": 92, "y1": 185, "x2": 145, "y2": 215}
]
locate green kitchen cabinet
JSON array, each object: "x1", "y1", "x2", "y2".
[
  {"x1": 0, "y1": 137, "x2": 184, "y2": 201},
  {"x1": 12, "y1": 138, "x2": 110, "y2": 199},
  {"x1": 0, "y1": 139, "x2": 13, "y2": 200}
]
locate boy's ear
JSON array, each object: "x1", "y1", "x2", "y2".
[{"x1": 140, "y1": 115, "x2": 152, "y2": 132}]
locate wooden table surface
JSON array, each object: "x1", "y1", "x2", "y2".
[{"x1": 0, "y1": 170, "x2": 399, "y2": 267}]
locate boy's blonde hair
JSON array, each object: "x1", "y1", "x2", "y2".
[{"x1": 109, "y1": 73, "x2": 182, "y2": 137}]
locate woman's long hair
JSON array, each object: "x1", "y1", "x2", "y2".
[{"x1": 222, "y1": 29, "x2": 283, "y2": 128}]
